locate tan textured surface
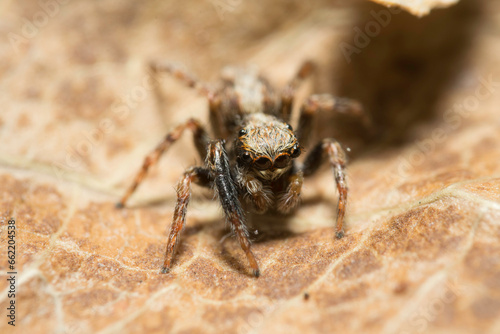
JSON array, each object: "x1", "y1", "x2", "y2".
[{"x1": 1, "y1": 0, "x2": 500, "y2": 333}]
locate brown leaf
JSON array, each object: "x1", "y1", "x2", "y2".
[{"x1": 0, "y1": 0, "x2": 499, "y2": 333}]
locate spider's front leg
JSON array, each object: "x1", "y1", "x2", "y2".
[
  {"x1": 207, "y1": 140, "x2": 260, "y2": 277},
  {"x1": 162, "y1": 167, "x2": 212, "y2": 273},
  {"x1": 302, "y1": 139, "x2": 348, "y2": 239},
  {"x1": 296, "y1": 94, "x2": 362, "y2": 238}
]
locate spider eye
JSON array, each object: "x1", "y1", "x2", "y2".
[
  {"x1": 286, "y1": 124, "x2": 293, "y2": 131},
  {"x1": 240, "y1": 151, "x2": 252, "y2": 164},
  {"x1": 290, "y1": 144, "x2": 301, "y2": 158},
  {"x1": 238, "y1": 128, "x2": 247, "y2": 137},
  {"x1": 274, "y1": 154, "x2": 291, "y2": 168},
  {"x1": 254, "y1": 157, "x2": 272, "y2": 170}
]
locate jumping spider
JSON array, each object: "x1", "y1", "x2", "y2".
[{"x1": 116, "y1": 60, "x2": 370, "y2": 277}]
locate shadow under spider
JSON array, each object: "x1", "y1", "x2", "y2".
[
  {"x1": 161, "y1": 193, "x2": 340, "y2": 276},
  {"x1": 213, "y1": 212, "x2": 301, "y2": 276}
]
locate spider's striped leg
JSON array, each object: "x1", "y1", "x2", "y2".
[
  {"x1": 162, "y1": 167, "x2": 212, "y2": 273},
  {"x1": 116, "y1": 118, "x2": 210, "y2": 208},
  {"x1": 302, "y1": 139, "x2": 348, "y2": 239},
  {"x1": 149, "y1": 61, "x2": 211, "y2": 96},
  {"x1": 207, "y1": 140, "x2": 260, "y2": 277}
]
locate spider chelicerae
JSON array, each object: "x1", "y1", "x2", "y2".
[{"x1": 116, "y1": 60, "x2": 370, "y2": 277}]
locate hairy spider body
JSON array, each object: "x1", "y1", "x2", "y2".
[{"x1": 117, "y1": 61, "x2": 369, "y2": 277}]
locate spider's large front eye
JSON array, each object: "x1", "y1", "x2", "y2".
[
  {"x1": 254, "y1": 157, "x2": 272, "y2": 170},
  {"x1": 274, "y1": 154, "x2": 291, "y2": 168},
  {"x1": 240, "y1": 151, "x2": 252, "y2": 164},
  {"x1": 238, "y1": 129, "x2": 247, "y2": 137},
  {"x1": 290, "y1": 144, "x2": 301, "y2": 158}
]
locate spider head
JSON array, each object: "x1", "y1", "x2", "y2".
[{"x1": 236, "y1": 115, "x2": 301, "y2": 180}]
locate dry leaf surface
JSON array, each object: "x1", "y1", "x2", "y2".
[{"x1": 0, "y1": 0, "x2": 499, "y2": 333}]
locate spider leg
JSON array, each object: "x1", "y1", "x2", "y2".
[
  {"x1": 162, "y1": 166, "x2": 212, "y2": 273},
  {"x1": 149, "y1": 60, "x2": 231, "y2": 140},
  {"x1": 207, "y1": 140, "x2": 260, "y2": 277},
  {"x1": 280, "y1": 60, "x2": 315, "y2": 122},
  {"x1": 207, "y1": 91, "x2": 232, "y2": 140},
  {"x1": 297, "y1": 94, "x2": 369, "y2": 147},
  {"x1": 116, "y1": 118, "x2": 210, "y2": 208},
  {"x1": 149, "y1": 61, "x2": 212, "y2": 96},
  {"x1": 301, "y1": 139, "x2": 348, "y2": 239}
]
